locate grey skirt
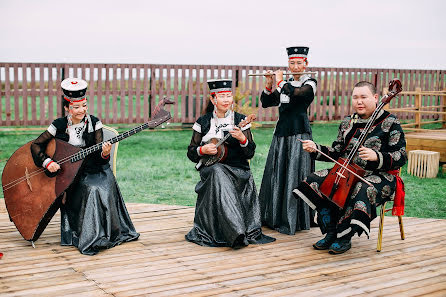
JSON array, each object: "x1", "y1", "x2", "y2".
[
  {"x1": 259, "y1": 133, "x2": 315, "y2": 234},
  {"x1": 186, "y1": 163, "x2": 275, "y2": 247},
  {"x1": 60, "y1": 164, "x2": 139, "y2": 255}
]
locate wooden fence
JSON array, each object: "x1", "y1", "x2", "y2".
[{"x1": 1, "y1": 63, "x2": 445, "y2": 126}]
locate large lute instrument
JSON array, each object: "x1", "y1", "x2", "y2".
[{"x1": 2, "y1": 98, "x2": 173, "y2": 243}]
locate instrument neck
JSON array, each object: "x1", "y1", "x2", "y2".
[
  {"x1": 347, "y1": 101, "x2": 386, "y2": 159},
  {"x1": 77, "y1": 122, "x2": 150, "y2": 158}
]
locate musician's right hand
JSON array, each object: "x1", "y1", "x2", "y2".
[
  {"x1": 201, "y1": 143, "x2": 218, "y2": 155},
  {"x1": 302, "y1": 140, "x2": 317, "y2": 153},
  {"x1": 264, "y1": 70, "x2": 274, "y2": 88},
  {"x1": 47, "y1": 161, "x2": 61, "y2": 173}
]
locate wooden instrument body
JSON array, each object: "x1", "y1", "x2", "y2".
[
  {"x1": 319, "y1": 158, "x2": 366, "y2": 209},
  {"x1": 2, "y1": 139, "x2": 83, "y2": 241},
  {"x1": 199, "y1": 138, "x2": 229, "y2": 168}
]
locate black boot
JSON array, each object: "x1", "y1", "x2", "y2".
[
  {"x1": 313, "y1": 232, "x2": 337, "y2": 250},
  {"x1": 328, "y1": 234, "x2": 352, "y2": 254},
  {"x1": 313, "y1": 208, "x2": 337, "y2": 250}
]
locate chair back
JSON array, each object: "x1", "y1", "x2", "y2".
[{"x1": 102, "y1": 125, "x2": 119, "y2": 177}]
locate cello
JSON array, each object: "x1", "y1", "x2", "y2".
[
  {"x1": 1, "y1": 98, "x2": 173, "y2": 244},
  {"x1": 318, "y1": 79, "x2": 402, "y2": 209}
]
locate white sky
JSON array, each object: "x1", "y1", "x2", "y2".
[{"x1": 1, "y1": 0, "x2": 445, "y2": 70}]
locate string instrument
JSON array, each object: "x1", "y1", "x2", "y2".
[
  {"x1": 318, "y1": 79, "x2": 402, "y2": 209},
  {"x1": 2, "y1": 97, "x2": 173, "y2": 243},
  {"x1": 195, "y1": 114, "x2": 256, "y2": 170}
]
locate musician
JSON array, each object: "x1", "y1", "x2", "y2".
[
  {"x1": 293, "y1": 81, "x2": 407, "y2": 254},
  {"x1": 259, "y1": 46, "x2": 317, "y2": 234},
  {"x1": 31, "y1": 78, "x2": 139, "y2": 255},
  {"x1": 186, "y1": 79, "x2": 275, "y2": 247}
]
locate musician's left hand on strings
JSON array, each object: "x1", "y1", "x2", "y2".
[
  {"x1": 102, "y1": 141, "x2": 112, "y2": 156},
  {"x1": 230, "y1": 127, "x2": 246, "y2": 143},
  {"x1": 358, "y1": 146, "x2": 378, "y2": 161}
]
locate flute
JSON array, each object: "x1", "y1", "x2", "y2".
[{"x1": 248, "y1": 71, "x2": 317, "y2": 77}]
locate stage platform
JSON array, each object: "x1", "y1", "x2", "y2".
[
  {"x1": 405, "y1": 129, "x2": 446, "y2": 163},
  {"x1": 1, "y1": 201, "x2": 446, "y2": 297}
]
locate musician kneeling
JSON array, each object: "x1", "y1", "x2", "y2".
[
  {"x1": 293, "y1": 81, "x2": 407, "y2": 254},
  {"x1": 31, "y1": 78, "x2": 139, "y2": 255},
  {"x1": 186, "y1": 79, "x2": 275, "y2": 248}
]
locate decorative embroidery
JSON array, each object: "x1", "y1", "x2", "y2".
[
  {"x1": 390, "y1": 150, "x2": 402, "y2": 161},
  {"x1": 314, "y1": 169, "x2": 329, "y2": 177},
  {"x1": 364, "y1": 136, "x2": 382, "y2": 151},
  {"x1": 382, "y1": 185, "x2": 392, "y2": 198},
  {"x1": 381, "y1": 116, "x2": 395, "y2": 132},
  {"x1": 365, "y1": 175, "x2": 382, "y2": 184},
  {"x1": 389, "y1": 130, "x2": 401, "y2": 146},
  {"x1": 310, "y1": 182, "x2": 322, "y2": 196},
  {"x1": 351, "y1": 183, "x2": 362, "y2": 199},
  {"x1": 382, "y1": 172, "x2": 395, "y2": 182},
  {"x1": 366, "y1": 186, "x2": 377, "y2": 205}
]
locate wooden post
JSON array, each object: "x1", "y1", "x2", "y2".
[
  {"x1": 442, "y1": 88, "x2": 446, "y2": 129},
  {"x1": 415, "y1": 87, "x2": 422, "y2": 129}
]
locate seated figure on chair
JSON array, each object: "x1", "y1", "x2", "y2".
[
  {"x1": 293, "y1": 81, "x2": 407, "y2": 254},
  {"x1": 186, "y1": 79, "x2": 275, "y2": 248}
]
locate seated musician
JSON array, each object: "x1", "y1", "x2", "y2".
[
  {"x1": 31, "y1": 78, "x2": 139, "y2": 255},
  {"x1": 293, "y1": 81, "x2": 407, "y2": 254},
  {"x1": 186, "y1": 79, "x2": 275, "y2": 248}
]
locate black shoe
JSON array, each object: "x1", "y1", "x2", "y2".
[
  {"x1": 328, "y1": 238, "x2": 351, "y2": 254},
  {"x1": 232, "y1": 234, "x2": 248, "y2": 249},
  {"x1": 313, "y1": 233, "x2": 337, "y2": 250}
]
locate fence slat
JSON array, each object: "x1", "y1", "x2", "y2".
[{"x1": 1, "y1": 63, "x2": 444, "y2": 126}]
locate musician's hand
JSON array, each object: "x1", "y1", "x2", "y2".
[
  {"x1": 264, "y1": 70, "x2": 274, "y2": 88},
  {"x1": 102, "y1": 141, "x2": 112, "y2": 157},
  {"x1": 302, "y1": 140, "x2": 317, "y2": 153},
  {"x1": 275, "y1": 70, "x2": 284, "y2": 82},
  {"x1": 230, "y1": 126, "x2": 246, "y2": 142},
  {"x1": 201, "y1": 143, "x2": 217, "y2": 155},
  {"x1": 358, "y1": 146, "x2": 378, "y2": 161},
  {"x1": 47, "y1": 161, "x2": 60, "y2": 173}
]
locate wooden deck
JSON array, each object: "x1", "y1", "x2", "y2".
[
  {"x1": 406, "y1": 129, "x2": 446, "y2": 162},
  {"x1": 1, "y1": 200, "x2": 446, "y2": 297}
]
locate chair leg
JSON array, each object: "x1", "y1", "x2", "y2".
[
  {"x1": 377, "y1": 202, "x2": 387, "y2": 252},
  {"x1": 398, "y1": 215, "x2": 405, "y2": 240}
]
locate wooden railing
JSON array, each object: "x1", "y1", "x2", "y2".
[
  {"x1": 385, "y1": 88, "x2": 446, "y2": 130},
  {"x1": 1, "y1": 63, "x2": 445, "y2": 126}
]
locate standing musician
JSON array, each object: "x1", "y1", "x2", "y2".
[
  {"x1": 259, "y1": 46, "x2": 317, "y2": 234},
  {"x1": 186, "y1": 79, "x2": 275, "y2": 248},
  {"x1": 293, "y1": 81, "x2": 407, "y2": 254},
  {"x1": 31, "y1": 78, "x2": 139, "y2": 255}
]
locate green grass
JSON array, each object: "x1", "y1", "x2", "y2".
[{"x1": 1, "y1": 123, "x2": 445, "y2": 219}]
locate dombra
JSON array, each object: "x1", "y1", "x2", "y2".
[
  {"x1": 1, "y1": 98, "x2": 173, "y2": 244},
  {"x1": 195, "y1": 114, "x2": 256, "y2": 170}
]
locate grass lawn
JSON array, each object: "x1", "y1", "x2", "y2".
[{"x1": 0, "y1": 123, "x2": 445, "y2": 219}]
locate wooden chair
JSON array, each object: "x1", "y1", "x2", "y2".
[
  {"x1": 102, "y1": 125, "x2": 119, "y2": 177},
  {"x1": 376, "y1": 169, "x2": 405, "y2": 252}
]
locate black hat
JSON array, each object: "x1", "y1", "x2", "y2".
[
  {"x1": 207, "y1": 79, "x2": 232, "y2": 95},
  {"x1": 61, "y1": 78, "x2": 88, "y2": 103},
  {"x1": 286, "y1": 46, "x2": 309, "y2": 59}
]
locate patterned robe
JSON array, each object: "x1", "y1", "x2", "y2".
[{"x1": 293, "y1": 110, "x2": 407, "y2": 238}]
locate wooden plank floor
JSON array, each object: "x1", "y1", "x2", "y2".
[{"x1": 1, "y1": 199, "x2": 446, "y2": 297}]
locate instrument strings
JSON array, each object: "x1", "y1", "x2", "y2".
[
  {"x1": 334, "y1": 99, "x2": 387, "y2": 184},
  {"x1": 3, "y1": 122, "x2": 153, "y2": 191}
]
